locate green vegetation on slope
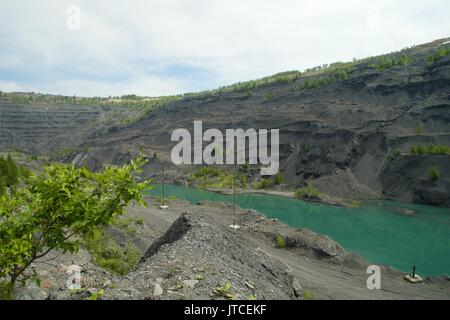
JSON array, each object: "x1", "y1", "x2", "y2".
[
  {"x1": 294, "y1": 184, "x2": 320, "y2": 200},
  {"x1": 275, "y1": 235, "x2": 286, "y2": 248},
  {"x1": 369, "y1": 55, "x2": 412, "y2": 72},
  {"x1": 3, "y1": 92, "x2": 180, "y2": 110},
  {"x1": 410, "y1": 144, "x2": 450, "y2": 155},
  {"x1": 427, "y1": 47, "x2": 450, "y2": 64},
  {"x1": 83, "y1": 229, "x2": 141, "y2": 275}
]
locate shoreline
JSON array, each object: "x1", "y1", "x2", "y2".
[
  {"x1": 142, "y1": 195, "x2": 449, "y2": 280},
  {"x1": 167, "y1": 182, "x2": 354, "y2": 207}
]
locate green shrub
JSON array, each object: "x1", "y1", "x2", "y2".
[
  {"x1": 0, "y1": 155, "x2": 19, "y2": 187},
  {"x1": 247, "y1": 293, "x2": 256, "y2": 300},
  {"x1": 276, "y1": 235, "x2": 286, "y2": 248},
  {"x1": 0, "y1": 280, "x2": 12, "y2": 300},
  {"x1": 19, "y1": 166, "x2": 32, "y2": 180},
  {"x1": 274, "y1": 173, "x2": 284, "y2": 185},
  {"x1": 0, "y1": 177, "x2": 5, "y2": 196},
  {"x1": 193, "y1": 166, "x2": 221, "y2": 178},
  {"x1": 256, "y1": 178, "x2": 272, "y2": 189},
  {"x1": 84, "y1": 230, "x2": 141, "y2": 275},
  {"x1": 215, "y1": 282, "x2": 234, "y2": 300},
  {"x1": 428, "y1": 166, "x2": 441, "y2": 181},
  {"x1": 0, "y1": 155, "x2": 29, "y2": 195},
  {"x1": 240, "y1": 175, "x2": 247, "y2": 189},
  {"x1": 294, "y1": 184, "x2": 320, "y2": 199}
]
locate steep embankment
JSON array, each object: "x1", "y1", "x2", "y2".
[
  {"x1": 1, "y1": 38, "x2": 450, "y2": 206},
  {"x1": 20, "y1": 198, "x2": 450, "y2": 300}
]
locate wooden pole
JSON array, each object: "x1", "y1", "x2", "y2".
[
  {"x1": 162, "y1": 166, "x2": 165, "y2": 206},
  {"x1": 233, "y1": 175, "x2": 236, "y2": 225}
]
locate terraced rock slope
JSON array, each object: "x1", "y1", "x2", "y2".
[{"x1": 1, "y1": 38, "x2": 449, "y2": 206}]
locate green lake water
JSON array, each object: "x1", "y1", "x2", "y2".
[{"x1": 147, "y1": 184, "x2": 450, "y2": 276}]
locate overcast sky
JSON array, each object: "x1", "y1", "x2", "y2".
[{"x1": 0, "y1": 0, "x2": 449, "y2": 97}]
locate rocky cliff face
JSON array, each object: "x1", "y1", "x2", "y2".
[{"x1": 1, "y1": 38, "x2": 449, "y2": 206}]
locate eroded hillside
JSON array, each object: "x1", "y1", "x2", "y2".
[{"x1": 1, "y1": 38, "x2": 449, "y2": 206}]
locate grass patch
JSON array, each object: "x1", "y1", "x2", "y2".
[
  {"x1": 189, "y1": 167, "x2": 237, "y2": 189},
  {"x1": 193, "y1": 166, "x2": 222, "y2": 178},
  {"x1": 83, "y1": 229, "x2": 141, "y2": 275}
]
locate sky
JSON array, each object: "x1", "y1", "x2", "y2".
[{"x1": 0, "y1": 0, "x2": 449, "y2": 97}]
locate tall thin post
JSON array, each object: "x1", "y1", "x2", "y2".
[
  {"x1": 162, "y1": 166, "x2": 165, "y2": 207},
  {"x1": 233, "y1": 175, "x2": 236, "y2": 226},
  {"x1": 228, "y1": 113, "x2": 240, "y2": 230}
]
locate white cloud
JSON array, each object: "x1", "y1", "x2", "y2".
[{"x1": 0, "y1": 0, "x2": 449, "y2": 96}]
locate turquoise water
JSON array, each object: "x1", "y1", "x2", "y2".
[{"x1": 147, "y1": 185, "x2": 450, "y2": 276}]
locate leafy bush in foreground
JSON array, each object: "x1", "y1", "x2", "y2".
[{"x1": 0, "y1": 158, "x2": 150, "y2": 296}]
